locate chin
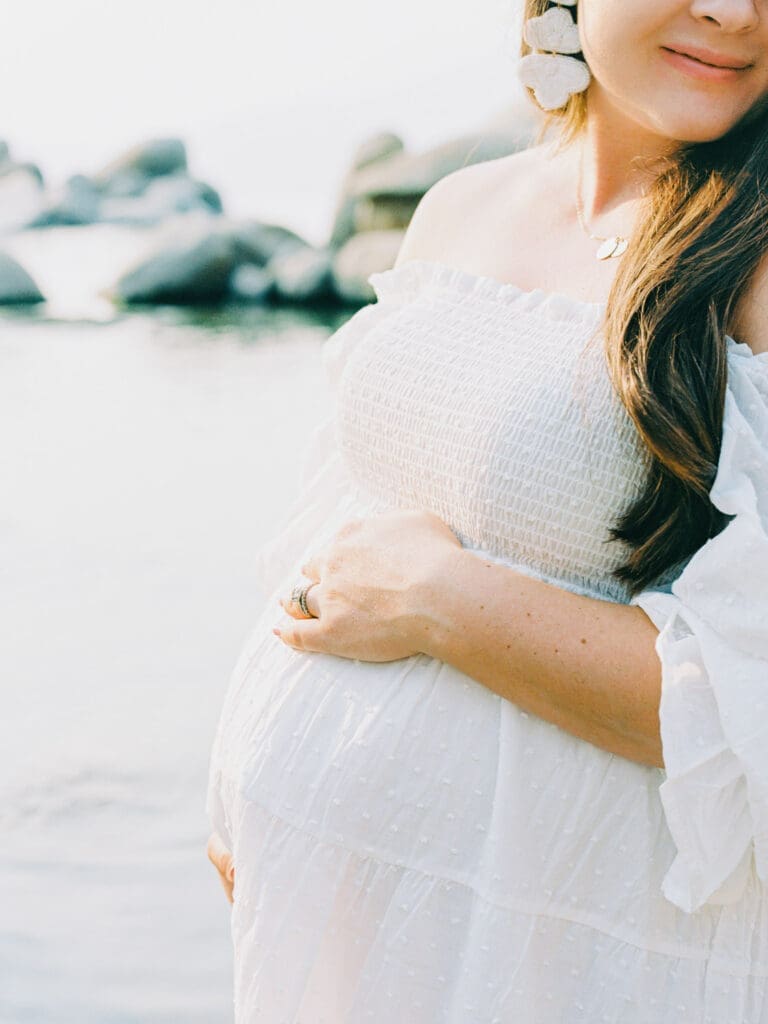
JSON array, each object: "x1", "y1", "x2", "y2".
[
  {"x1": 672, "y1": 123, "x2": 743, "y2": 143},
  {"x1": 651, "y1": 109, "x2": 748, "y2": 145}
]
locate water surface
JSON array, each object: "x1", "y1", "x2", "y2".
[{"x1": 0, "y1": 301, "x2": 346, "y2": 1022}]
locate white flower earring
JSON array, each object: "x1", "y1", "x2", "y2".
[{"x1": 517, "y1": 0, "x2": 591, "y2": 112}]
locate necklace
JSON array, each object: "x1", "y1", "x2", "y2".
[{"x1": 574, "y1": 151, "x2": 630, "y2": 261}]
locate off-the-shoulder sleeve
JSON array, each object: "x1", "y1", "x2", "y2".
[
  {"x1": 631, "y1": 341, "x2": 768, "y2": 913},
  {"x1": 250, "y1": 281, "x2": 408, "y2": 603}
]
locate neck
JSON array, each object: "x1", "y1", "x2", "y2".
[{"x1": 577, "y1": 91, "x2": 680, "y2": 225}]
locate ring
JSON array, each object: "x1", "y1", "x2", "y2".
[{"x1": 290, "y1": 580, "x2": 317, "y2": 618}]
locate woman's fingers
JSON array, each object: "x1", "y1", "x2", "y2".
[
  {"x1": 279, "y1": 579, "x2": 322, "y2": 619},
  {"x1": 207, "y1": 832, "x2": 235, "y2": 904}
]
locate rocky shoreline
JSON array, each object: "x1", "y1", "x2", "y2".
[{"x1": 0, "y1": 110, "x2": 536, "y2": 313}]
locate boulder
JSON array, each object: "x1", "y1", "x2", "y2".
[
  {"x1": 228, "y1": 264, "x2": 274, "y2": 304},
  {"x1": 352, "y1": 194, "x2": 423, "y2": 233},
  {"x1": 113, "y1": 231, "x2": 237, "y2": 304},
  {"x1": 350, "y1": 131, "x2": 404, "y2": 173},
  {"x1": 348, "y1": 130, "x2": 532, "y2": 201},
  {"x1": 326, "y1": 129, "x2": 533, "y2": 251},
  {"x1": 0, "y1": 251, "x2": 44, "y2": 304},
  {"x1": 270, "y1": 246, "x2": 335, "y2": 303},
  {"x1": 0, "y1": 160, "x2": 44, "y2": 187},
  {"x1": 0, "y1": 166, "x2": 45, "y2": 233},
  {"x1": 330, "y1": 229, "x2": 405, "y2": 305},
  {"x1": 99, "y1": 168, "x2": 152, "y2": 200},
  {"x1": 228, "y1": 220, "x2": 309, "y2": 266},
  {"x1": 27, "y1": 174, "x2": 100, "y2": 228},
  {"x1": 328, "y1": 131, "x2": 405, "y2": 250},
  {"x1": 100, "y1": 174, "x2": 223, "y2": 225},
  {"x1": 93, "y1": 138, "x2": 188, "y2": 191}
]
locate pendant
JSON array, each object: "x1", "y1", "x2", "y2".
[{"x1": 596, "y1": 236, "x2": 628, "y2": 261}]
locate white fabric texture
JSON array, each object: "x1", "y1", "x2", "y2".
[
  {"x1": 631, "y1": 338, "x2": 768, "y2": 915},
  {"x1": 208, "y1": 258, "x2": 768, "y2": 1023}
]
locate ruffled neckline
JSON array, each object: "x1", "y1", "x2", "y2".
[
  {"x1": 369, "y1": 258, "x2": 768, "y2": 362},
  {"x1": 368, "y1": 258, "x2": 605, "y2": 327}
]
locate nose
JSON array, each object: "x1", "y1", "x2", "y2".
[{"x1": 689, "y1": 0, "x2": 760, "y2": 33}]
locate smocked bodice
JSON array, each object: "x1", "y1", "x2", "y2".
[{"x1": 329, "y1": 260, "x2": 650, "y2": 603}]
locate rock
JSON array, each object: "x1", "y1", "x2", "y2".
[
  {"x1": 0, "y1": 166, "x2": 45, "y2": 233},
  {"x1": 330, "y1": 229, "x2": 405, "y2": 305},
  {"x1": 0, "y1": 160, "x2": 44, "y2": 187},
  {"x1": 328, "y1": 131, "x2": 405, "y2": 250},
  {"x1": 93, "y1": 138, "x2": 188, "y2": 191},
  {"x1": 99, "y1": 168, "x2": 151, "y2": 200},
  {"x1": 113, "y1": 231, "x2": 237, "y2": 304},
  {"x1": 350, "y1": 131, "x2": 404, "y2": 172},
  {"x1": 0, "y1": 251, "x2": 44, "y2": 304},
  {"x1": 100, "y1": 174, "x2": 223, "y2": 225},
  {"x1": 352, "y1": 194, "x2": 422, "y2": 233},
  {"x1": 348, "y1": 130, "x2": 532, "y2": 200},
  {"x1": 27, "y1": 174, "x2": 101, "y2": 228},
  {"x1": 228, "y1": 264, "x2": 274, "y2": 303},
  {"x1": 270, "y1": 246, "x2": 335, "y2": 303},
  {"x1": 228, "y1": 220, "x2": 309, "y2": 266},
  {"x1": 326, "y1": 129, "x2": 533, "y2": 251}
]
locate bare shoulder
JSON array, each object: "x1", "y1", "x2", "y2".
[
  {"x1": 731, "y1": 256, "x2": 768, "y2": 356},
  {"x1": 393, "y1": 145, "x2": 551, "y2": 269}
]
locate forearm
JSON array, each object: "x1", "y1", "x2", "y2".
[{"x1": 414, "y1": 549, "x2": 665, "y2": 769}]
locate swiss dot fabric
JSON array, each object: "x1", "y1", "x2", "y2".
[{"x1": 208, "y1": 258, "x2": 768, "y2": 1023}]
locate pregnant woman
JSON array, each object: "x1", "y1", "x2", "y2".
[{"x1": 207, "y1": 0, "x2": 768, "y2": 1019}]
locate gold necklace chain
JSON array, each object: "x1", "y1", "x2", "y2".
[{"x1": 575, "y1": 149, "x2": 630, "y2": 261}]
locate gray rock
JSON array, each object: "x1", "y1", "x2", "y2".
[
  {"x1": 0, "y1": 160, "x2": 44, "y2": 187},
  {"x1": 328, "y1": 131, "x2": 405, "y2": 250},
  {"x1": 113, "y1": 231, "x2": 237, "y2": 304},
  {"x1": 100, "y1": 175, "x2": 223, "y2": 225},
  {"x1": 350, "y1": 131, "x2": 404, "y2": 172},
  {"x1": 228, "y1": 220, "x2": 309, "y2": 266},
  {"x1": 0, "y1": 166, "x2": 46, "y2": 233},
  {"x1": 94, "y1": 138, "x2": 188, "y2": 191},
  {"x1": 100, "y1": 168, "x2": 151, "y2": 200},
  {"x1": 330, "y1": 229, "x2": 405, "y2": 305},
  {"x1": 327, "y1": 129, "x2": 532, "y2": 252},
  {"x1": 270, "y1": 246, "x2": 334, "y2": 303},
  {"x1": 27, "y1": 174, "x2": 100, "y2": 228},
  {"x1": 348, "y1": 130, "x2": 532, "y2": 200},
  {"x1": 352, "y1": 194, "x2": 422, "y2": 233},
  {"x1": 0, "y1": 251, "x2": 44, "y2": 304},
  {"x1": 228, "y1": 264, "x2": 274, "y2": 303}
]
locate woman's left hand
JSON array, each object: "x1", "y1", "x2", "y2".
[{"x1": 274, "y1": 509, "x2": 462, "y2": 661}]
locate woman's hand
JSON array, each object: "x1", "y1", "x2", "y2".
[
  {"x1": 273, "y1": 509, "x2": 462, "y2": 661},
  {"x1": 207, "y1": 832, "x2": 235, "y2": 904}
]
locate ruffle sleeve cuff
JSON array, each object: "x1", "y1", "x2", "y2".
[{"x1": 631, "y1": 341, "x2": 768, "y2": 913}]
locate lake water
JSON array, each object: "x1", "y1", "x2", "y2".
[{"x1": 0, "y1": 281, "x2": 347, "y2": 1021}]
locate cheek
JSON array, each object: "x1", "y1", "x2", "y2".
[{"x1": 577, "y1": 0, "x2": 670, "y2": 101}]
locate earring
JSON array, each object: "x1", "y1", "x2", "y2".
[{"x1": 517, "y1": 0, "x2": 591, "y2": 112}]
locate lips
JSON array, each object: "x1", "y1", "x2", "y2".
[{"x1": 663, "y1": 44, "x2": 753, "y2": 70}]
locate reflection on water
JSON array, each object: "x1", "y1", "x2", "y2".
[{"x1": 0, "y1": 301, "x2": 345, "y2": 1021}]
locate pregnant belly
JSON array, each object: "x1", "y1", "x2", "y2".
[{"x1": 209, "y1": 606, "x2": 674, "y2": 913}]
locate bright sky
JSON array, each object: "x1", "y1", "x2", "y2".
[{"x1": 1, "y1": 0, "x2": 527, "y2": 242}]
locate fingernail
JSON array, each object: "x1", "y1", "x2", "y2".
[{"x1": 273, "y1": 627, "x2": 281, "y2": 637}]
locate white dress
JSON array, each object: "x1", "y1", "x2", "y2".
[{"x1": 207, "y1": 258, "x2": 768, "y2": 1023}]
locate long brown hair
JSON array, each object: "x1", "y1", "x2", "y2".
[{"x1": 522, "y1": 0, "x2": 768, "y2": 594}]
